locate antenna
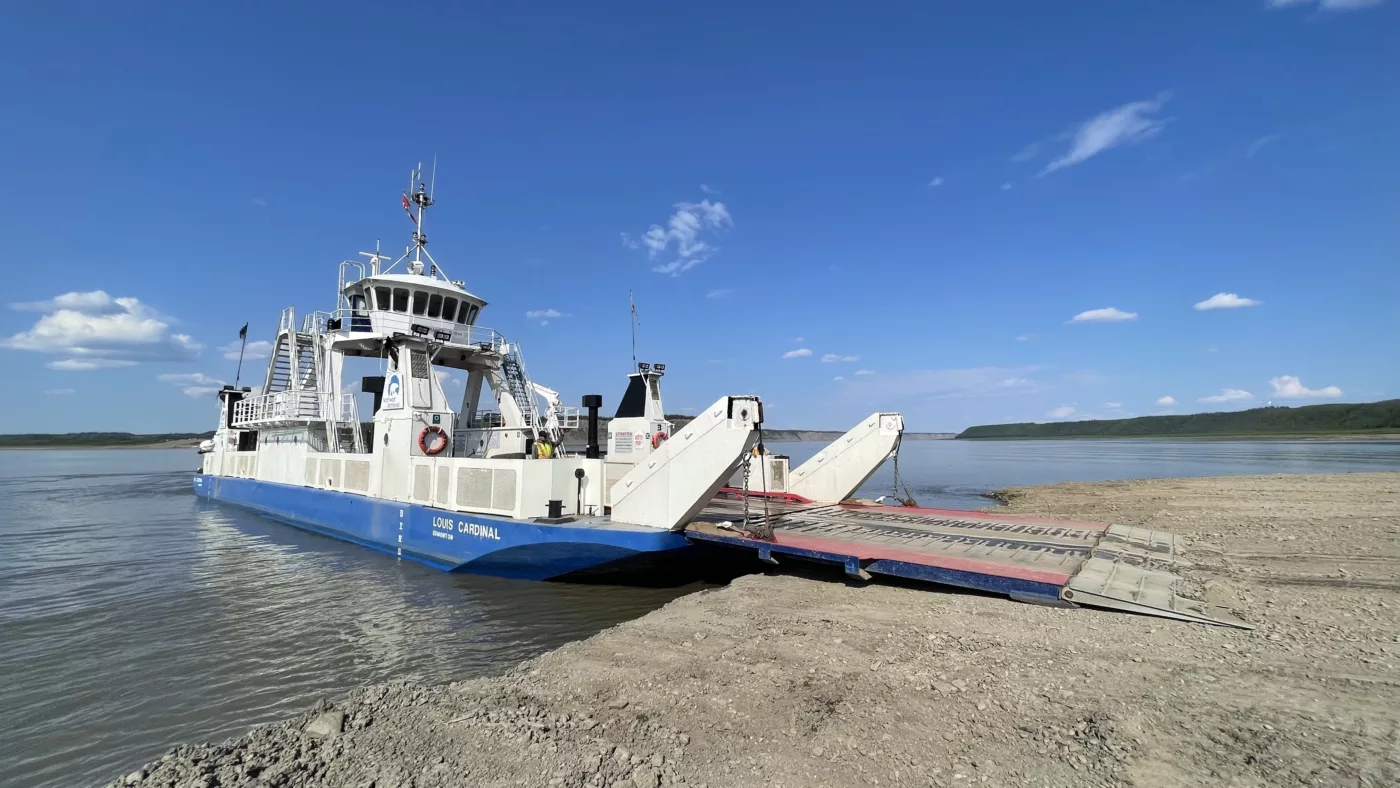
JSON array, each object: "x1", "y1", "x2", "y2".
[
  {"x1": 629, "y1": 290, "x2": 640, "y2": 370},
  {"x1": 386, "y1": 160, "x2": 452, "y2": 282},
  {"x1": 359, "y1": 240, "x2": 390, "y2": 275}
]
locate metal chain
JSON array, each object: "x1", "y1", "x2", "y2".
[
  {"x1": 891, "y1": 434, "x2": 902, "y2": 501},
  {"x1": 756, "y1": 426, "x2": 772, "y2": 540},
  {"x1": 890, "y1": 434, "x2": 917, "y2": 507},
  {"x1": 739, "y1": 449, "x2": 752, "y2": 535}
]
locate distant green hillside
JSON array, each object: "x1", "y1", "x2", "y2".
[
  {"x1": 0, "y1": 432, "x2": 213, "y2": 448},
  {"x1": 958, "y1": 400, "x2": 1400, "y2": 440}
]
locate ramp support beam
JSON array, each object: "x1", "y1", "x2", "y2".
[
  {"x1": 610, "y1": 395, "x2": 762, "y2": 531},
  {"x1": 787, "y1": 413, "x2": 904, "y2": 503}
]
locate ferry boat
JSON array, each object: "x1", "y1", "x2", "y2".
[
  {"x1": 194, "y1": 165, "x2": 1246, "y2": 628},
  {"x1": 194, "y1": 166, "x2": 767, "y2": 579}
]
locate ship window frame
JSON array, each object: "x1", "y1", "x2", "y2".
[
  {"x1": 443, "y1": 297, "x2": 458, "y2": 324},
  {"x1": 374, "y1": 286, "x2": 391, "y2": 311},
  {"x1": 427, "y1": 293, "x2": 443, "y2": 319},
  {"x1": 392, "y1": 288, "x2": 409, "y2": 313},
  {"x1": 412, "y1": 290, "x2": 428, "y2": 316}
]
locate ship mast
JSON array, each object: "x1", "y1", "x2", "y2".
[
  {"x1": 384, "y1": 158, "x2": 456, "y2": 282},
  {"x1": 406, "y1": 161, "x2": 435, "y2": 275}
]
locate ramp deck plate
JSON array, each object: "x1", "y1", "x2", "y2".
[{"x1": 688, "y1": 499, "x2": 1250, "y2": 628}]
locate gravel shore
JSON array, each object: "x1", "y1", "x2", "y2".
[{"x1": 110, "y1": 472, "x2": 1400, "y2": 788}]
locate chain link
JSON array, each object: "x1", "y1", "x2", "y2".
[
  {"x1": 890, "y1": 434, "x2": 917, "y2": 507},
  {"x1": 739, "y1": 449, "x2": 752, "y2": 534},
  {"x1": 756, "y1": 426, "x2": 772, "y2": 540}
]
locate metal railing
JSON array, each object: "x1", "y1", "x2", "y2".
[
  {"x1": 231, "y1": 390, "x2": 328, "y2": 427},
  {"x1": 551, "y1": 407, "x2": 582, "y2": 429},
  {"x1": 307, "y1": 308, "x2": 507, "y2": 350},
  {"x1": 463, "y1": 411, "x2": 506, "y2": 429}
]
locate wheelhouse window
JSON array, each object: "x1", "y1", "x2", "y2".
[
  {"x1": 443, "y1": 297, "x2": 458, "y2": 324},
  {"x1": 466, "y1": 305, "x2": 480, "y2": 325},
  {"x1": 427, "y1": 293, "x2": 443, "y2": 319},
  {"x1": 412, "y1": 290, "x2": 427, "y2": 316},
  {"x1": 350, "y1": 295, "x2": 366, "y2": 314},
  {"x1": 455, "y1": 301, "x2": 470, "y2": 324},
  {"x1": 392, "y1": 288, "x2": 409, "y2": 313},
  {"x1": 375, "y1": 286, "x2": 391, "y2": 311}
]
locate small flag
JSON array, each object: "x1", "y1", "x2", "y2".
[
  {"x1": 630, "y1": 291, "x2": 639, "y2": 325},
  {"x1": 238, "y1": 323, "x2": 248, "y2": 340},
  {"x1": 402, "y1": 193, "x2": 417, "y2": 224}
]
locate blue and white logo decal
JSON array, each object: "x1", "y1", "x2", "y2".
[{"x1": 383, "y1": 373, "x2": 404, "y2": 409}]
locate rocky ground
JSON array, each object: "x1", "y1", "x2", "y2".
[{"x1": 110, "y1": 472, "x2": 1400, "y2": 788}]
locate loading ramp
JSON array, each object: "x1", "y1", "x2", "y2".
[{"x1": 688, "y1": 496, "x2": 1251, "y2": 629}]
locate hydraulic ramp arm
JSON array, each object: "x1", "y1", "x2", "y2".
[
  {"x1": 610, "y1": 395, "x2": 763, "y2": 531},
  {"x1": 786, "y1": 412, "x2": 904, "y2": 502}
]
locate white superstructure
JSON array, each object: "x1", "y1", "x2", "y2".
[{"x1": 200, "y1": 165, "x2": 762, "y2": 532}]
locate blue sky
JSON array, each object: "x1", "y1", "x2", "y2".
[{"x1": 2, "y1": 1, "x2": 1397, "y2": 433}]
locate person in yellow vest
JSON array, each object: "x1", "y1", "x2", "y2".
[{"x1": 533, "y1": 437, "x2": 554, "y2": 459}]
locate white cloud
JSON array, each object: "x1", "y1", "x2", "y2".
[
  {"x1": 706, "y1": 289, "x2": 732, "y2": 299},
  {"x1": 623, "y1": 197, "x2": 733, "y2": 276},
  {"x1": 1199, "y1": 388, "x2": 1254, "y2": 404},
  {"x1": 1001, "y1": 182, "x2": 1013, "y2": 191},
  {"x1": 220, "y1": 339, "x2": 273, "y2": 361},
  {"x1": 699, "y1": 184, "x2": 717, "y2": 195},
  {"x1": 12, "y1": 291, "x2": 127, "y2": 313},
  {"x1": 1270, "y1": 375, "x2": 1342, "y2": 399},
  {"x1": 833, "y1": 376, "x2": 845, "y2": 382},
  {"x1": 49, "y1": 359, "x2": 136, "y2": 370},
  {"x1": 1194, "y1": 292, "x2": 1261, "y2": 311},
  {"x1": 45, "y1": 388, "x2": 75, "y2": 395},
  {"x1": 928, "y1": 176, "x2": 944, "y2": 187},
  {"x1": 434, "y1": 369, "x2": 463, "y2": 388},
  {"x1": 854, "y1": 369, "x2": 875, "y2": 376},
  {"x1": 838, "y1": 365, "x2": 1047, "y2": 401},
  {"x1": 792, "y1": 337, "x2": 804, "y2": 343},
  {"x1": 1269, "y1": 0, "x2": 1387, "y2": 11},
  {"x1": 251, "y1": 198, "x2": 269, "y2": 208},
  {"x1": 1047, "y1": 405, "x2": 1077, "y2": 419},
  {"x1": 525, "y1": 308, "x2": 566, "y2": 326},
  {"x1": 1011, "y1": 142, "x2": 1042, "y2": 163},
  {"x1": 3, "y1": 291, "x2": 201, "y2": 370},
  {"x1": 1156, "y1": 395, "x2": 1177, "y2": 406},
  {"x1": 1103, "y1": 402, "x2": 1123, "y2": 409},
  {"x1": 1246, "y1": 133, "x2": 1283, "y2": 158},
  {"x1": 781, "y1": 348, "x2": 813, "y2": 359},
  {"x1": 1040, "y1": 93, "x2": 1171, "y2": 176},
  {"x1": 1015, "y1": 334, "x2": 1031, "y2": 342},
  {"x1": 1069, "y1": 307, "x2": 1138, "y2": 323},
  {"x1": 821, "y1": 353, "x2": 860, "y2": 363},
  {"x1": 158, "y1": 372, "x2": 226, "y2": 398}
]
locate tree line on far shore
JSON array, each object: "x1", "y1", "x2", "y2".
[
  {"x1": 958, "y1": 400, "x2": 1400, "y2": 440},
  {"x1": 0, "y1": 432, "x2": 214, "y2": 448}
]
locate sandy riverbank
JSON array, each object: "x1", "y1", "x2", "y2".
[{"x1": 110, "y1": 472, "x2": 1400, "y2": 788}]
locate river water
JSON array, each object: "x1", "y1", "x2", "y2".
[{"x1": 3, "y1": 440, "x2": 1399, "y2": 788}]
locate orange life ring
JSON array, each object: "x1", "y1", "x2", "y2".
[
  {"x1": 651, "y1": 430, "x2": 668, "y2": 449},
  {"x1": 419, "y1": 425, "x2": 449, "y2": 455}
]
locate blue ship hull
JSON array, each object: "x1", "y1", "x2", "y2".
[{"x1": 192, "y1": 475, "x2": 691, "y2": 580}]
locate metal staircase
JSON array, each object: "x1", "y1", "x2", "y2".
[
  {"x1": 230, "y1": 306, "x2": 366, "y2": 453},
  {"x1": 330, "y1": 392, "x2": 365, "y2": 453},
  {"x1": 499, "y1": 343, "x2": 542, "y2": 431}
]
